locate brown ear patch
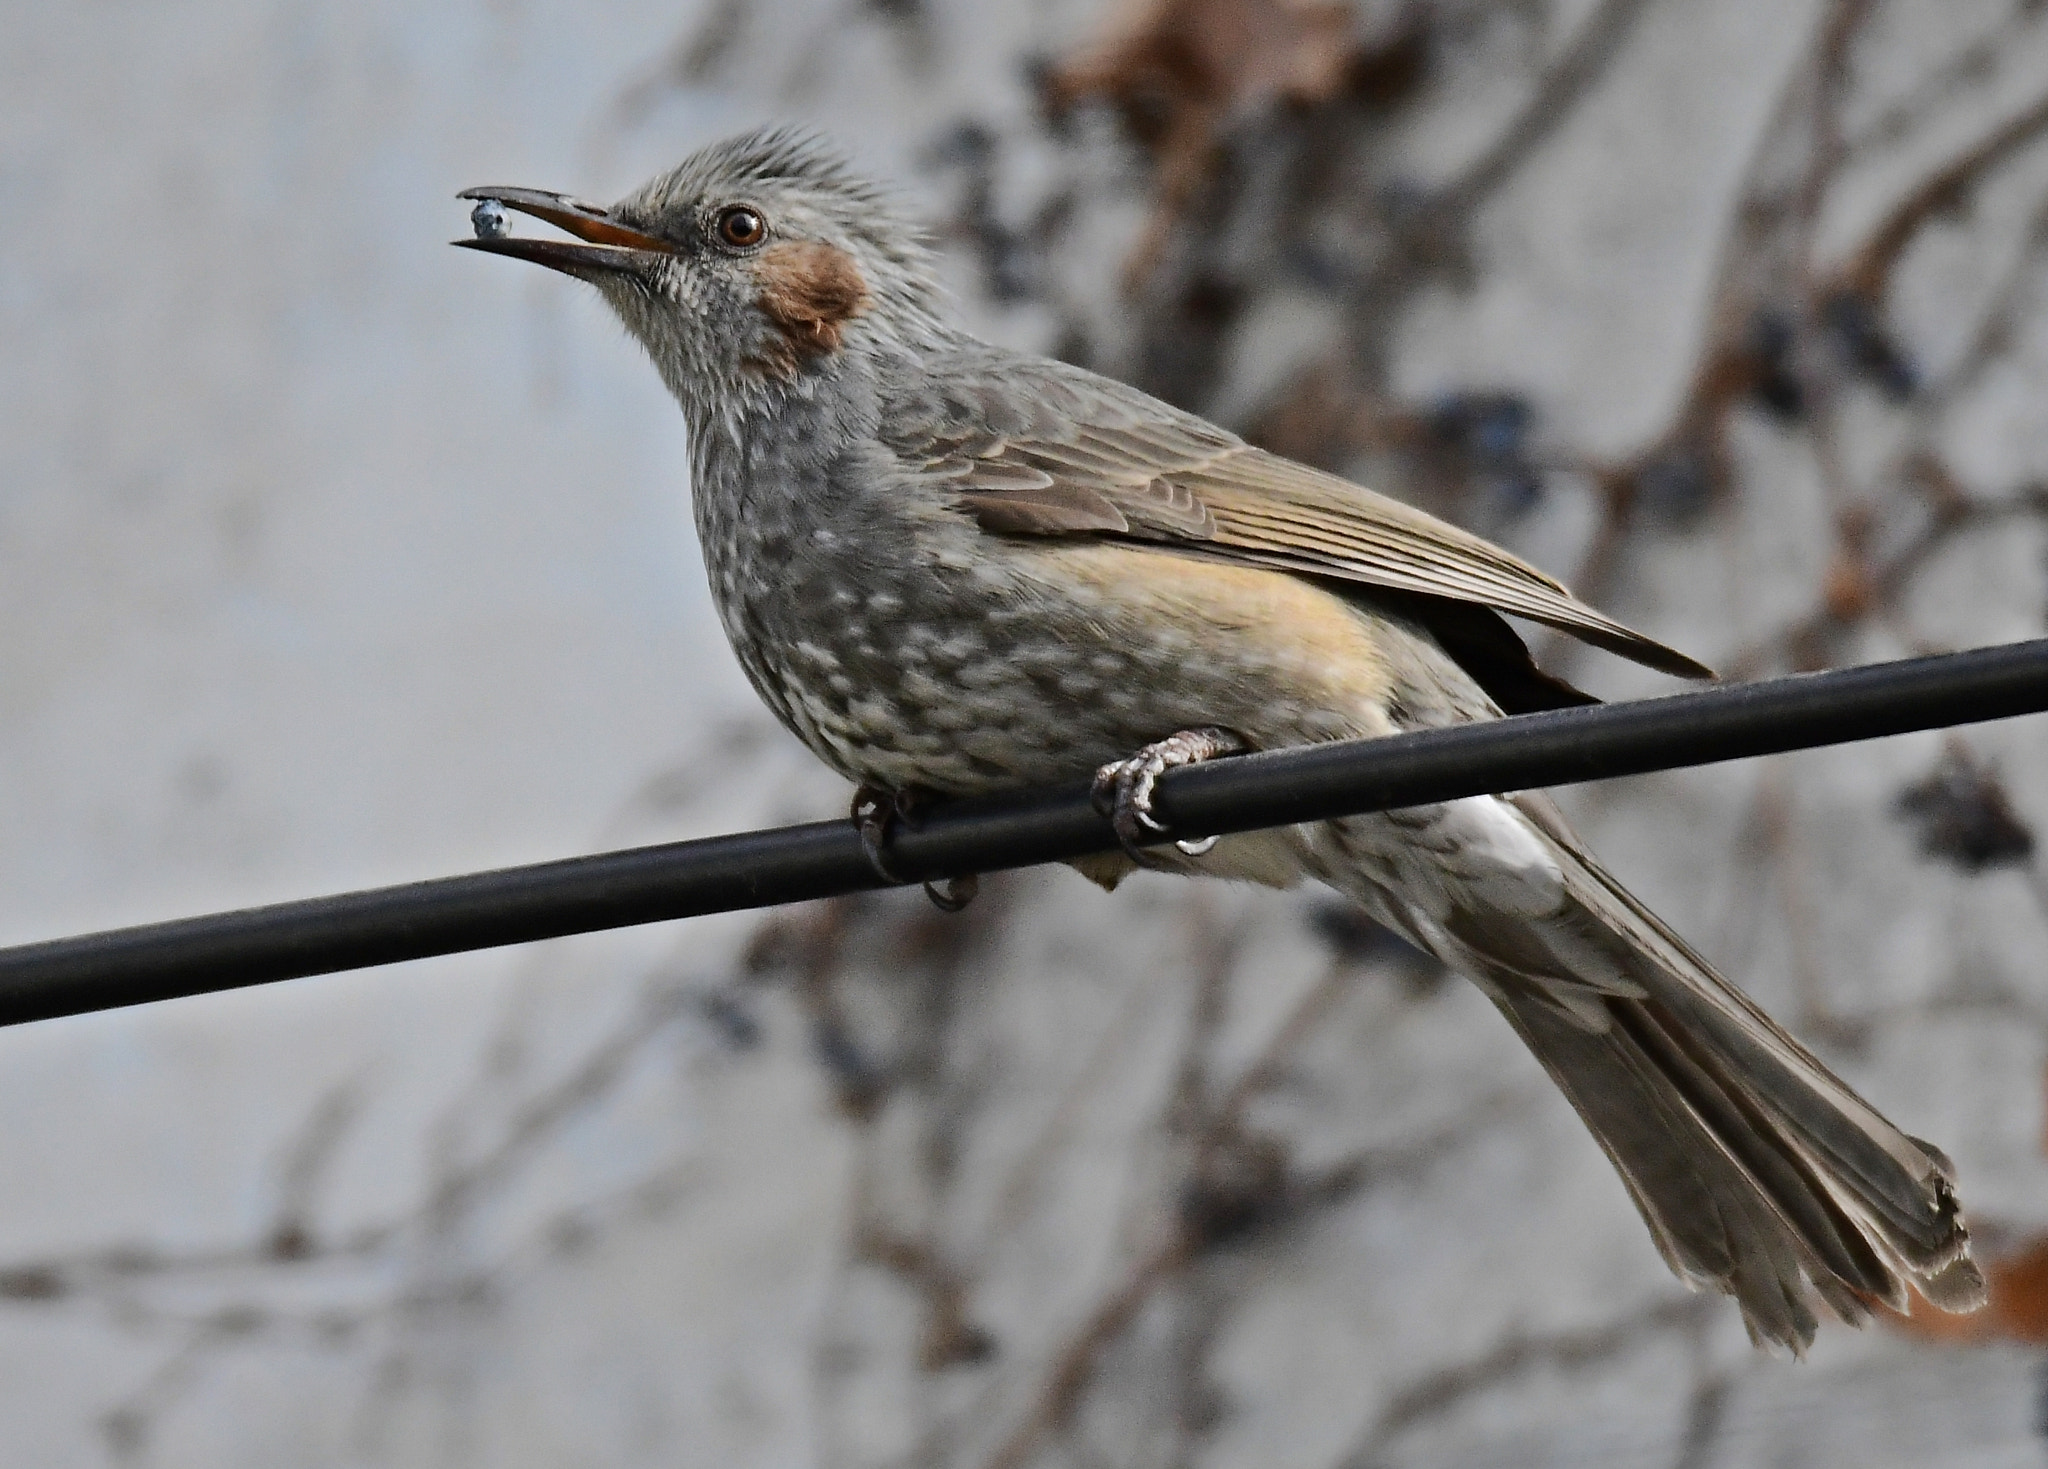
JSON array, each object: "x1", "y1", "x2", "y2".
[{"x1": 754, "y1": 241, "x2": 869, "y2": 362}]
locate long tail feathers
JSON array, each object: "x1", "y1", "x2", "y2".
[{"x1": 1324, "y1": 794, "x2": 1986, "y2": 1354}]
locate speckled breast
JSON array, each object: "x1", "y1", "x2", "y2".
[{"x1": 692, "y1": 458, "x2": 1415, "y2": 805}]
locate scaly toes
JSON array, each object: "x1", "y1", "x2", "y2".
[
  {"x1": 850, "y1": 784, "x2": 908, "y2": 883},
  {"x1": 852, "y1": 784, "x2": 977, "y2": 909},
  {"x1": 1092, "y1": 728, "x2": 1246, "y2": 859}
]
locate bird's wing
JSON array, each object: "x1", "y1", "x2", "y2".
[{"x1": 887, "y1": 361, "x2": 1711, "y2": 680}]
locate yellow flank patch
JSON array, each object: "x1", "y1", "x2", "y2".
[{"x1": 1031, "y1": 542, "x2": 1397, "y2": 722}]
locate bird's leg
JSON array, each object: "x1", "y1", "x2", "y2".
[
  {"x1": 1091, "y1": 728, "x2": 1247, "y2": 860},
  {"x1": 849, "y1": 784, "x2": 978, "y2": 911},
  {"x1": 850, "y1": 784, "x2": 908, "y2": 881}
]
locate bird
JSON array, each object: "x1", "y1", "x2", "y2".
[{"x1": 456, "y1": 125, "x2": 1985, "y2": 1352}]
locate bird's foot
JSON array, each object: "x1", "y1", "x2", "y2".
[
  {"x1": 1091, "y1": 728, "x2": 1246, "y2": 860},
  {"x1": 850, "y1": 783, "x2": 919, "y2": 882},
  {"x1": 849, "y1": 784, "x2": 978, "y2": 912}
]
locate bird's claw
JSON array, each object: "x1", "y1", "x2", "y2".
[
  {"x1": 849, "y1": 784, "x2": 978, "y2": 912},
  {"x1": 924, "y1": 873, "x2": 978, "y2": 912},
  {"x1": 1091, "y1": 728, "x2": 1246, "y2": 860},
  {"x1": 851, "y1": 784, "x2": 912, "y2": 883}
]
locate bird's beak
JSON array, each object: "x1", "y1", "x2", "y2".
[{"x1": 451, "y1": 186, "x2": 674, "y2": 275}]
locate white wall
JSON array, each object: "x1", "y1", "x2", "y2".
[{"x1": 5, "y1": 1, "x2": 2048, "y2": 1465}]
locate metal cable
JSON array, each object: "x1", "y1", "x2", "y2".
[{"x1": 2, "y1": 639, "x2": 2045, "y2": 1028}]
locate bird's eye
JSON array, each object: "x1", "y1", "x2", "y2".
[{"x1": 716, "y1": 206, "x2": 767, "y2": 249}]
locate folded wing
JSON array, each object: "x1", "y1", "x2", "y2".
[{"x1": 887, "y1": 358, "x2": 1712, "y2": 681}]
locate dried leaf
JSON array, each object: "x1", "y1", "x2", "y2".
[
  {"x1": 1891, "y1": 1233, "x2": 2048, "y2": 1345},
  {"x1": 1043, "y1": 0, "x2": 1358, "y2": 127},
  {"x1": 1821, "y1": 553, "x2": 1875, "y2": 621}
]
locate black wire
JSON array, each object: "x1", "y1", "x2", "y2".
[{"x1": 2, "y1": 639, "x2": 2046, "y2": 1029}]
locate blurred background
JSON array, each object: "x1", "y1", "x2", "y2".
[{"x1": 6, "y1": 0, "x2": 2048, "y2": 1463}]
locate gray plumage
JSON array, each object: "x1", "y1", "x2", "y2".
[{"x1": 457, "y1": 125, "x2": 1986, "y2": 1352}]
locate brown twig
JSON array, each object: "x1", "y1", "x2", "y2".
[
  {"x1": 976, "y1": 1230, "x2": 1195, "y2": 1469},
  {"x1": 1432, "y1": 0, "x2": 1660, "y2": 220},
  {"x1": 1834, "y1": 89, "x2": 2048, "y2": 299},
  {"x1": 1333, "y1": 1294, "x2": 1714, "y2": 1469}
]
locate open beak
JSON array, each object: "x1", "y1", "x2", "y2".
[{"x1": 452, "y1": 186, "x2": 674, "y2": 275}]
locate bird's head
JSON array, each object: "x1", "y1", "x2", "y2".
[{"x1": 457, "y1": 127, "x2": 943, "y2": 423}]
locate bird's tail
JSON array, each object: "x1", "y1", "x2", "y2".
[{"x1": 1315, "y1": 793, "x2": 1987, "y2": 1353}]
